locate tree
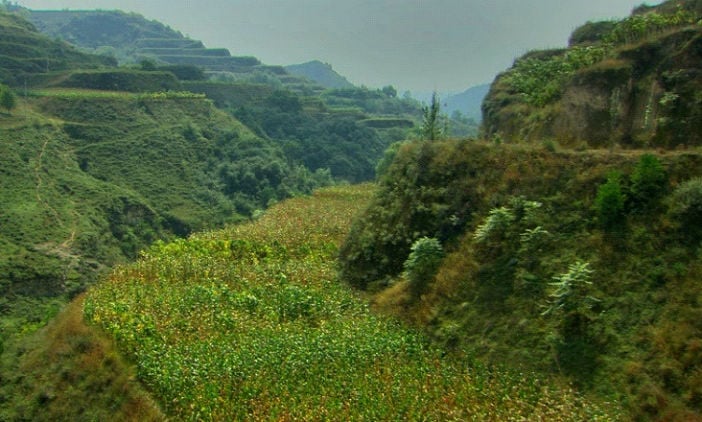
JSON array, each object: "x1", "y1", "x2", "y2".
[
  {"x1": 630, "y1": 154, "x2": 666, "y2": 210},
  {"x1": 421, "y1": 91, "x2": 443, "y2": 141},
  {"x1": 404, "y1": 237, "x2": 444, "y2": 298},
  {"x1": 0, "y1": 85, "x2": 16, "y2": 114},
  {"x1": 381, "y1": 85, "x2": 397, "y2": 98},
  {"x1": 595, "y1": 172, "x2": 625, "y2": 231}
]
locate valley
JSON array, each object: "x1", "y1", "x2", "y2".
[{"x1": 1, "y1": 0, "x2": 702, "y2": 420}]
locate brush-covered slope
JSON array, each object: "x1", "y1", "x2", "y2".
[
  {"x1": 65, "y1": 185, "x2": 614, "y2": 420},
  {"x1": 0, "y1": 10, "x2": 113, "y2": 85},
  {"x1": 339, "y1": 139, "x2": 702, "y2": 420},
  {"x1": 0, "y1": 88, "x2": 332, "y2": 364},
  {"x1": 482, "y1": 0, "x2": 702, "y2": 148}
]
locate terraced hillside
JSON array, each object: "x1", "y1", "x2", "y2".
[
  {"x1": 0, "y1": 11, "x2": 113, "y2": 85},
  {"x1": 28, "y1": 10, "x2": 307, "y2": 85}
]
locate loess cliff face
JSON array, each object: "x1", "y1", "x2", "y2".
[{"x1": 482, "y1": 0, "x2": 702, "y2": 149}]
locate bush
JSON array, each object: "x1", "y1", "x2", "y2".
[
  {"x1": 630, "y1": 154, "x2": 666, "y2": 211},
  {"x1": 403, "y1": 237, "x2": 444, "y2": 298},
  {"x1": 0, "y1": 84, "x2": 15, "y2": 112},
  {"x1": 595, "y1": 172, "x2": 626, "y2": 231},
  {"x1": 670, "y1": 177, "x2": 702, "y2": 238}
]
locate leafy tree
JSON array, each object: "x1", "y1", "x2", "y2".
[
  {"x1": 669, "y1": 177, "x2": 702, "y2": 239},
  {"x1": 421, "y1": 92, "x2": 443, "y2": 141},
  {"x1": 381, "y1": 85, "x2": 397, "y2": 98},
  {"x1": 0, "y1": 84, "x2": 15, "y2": 114},
  {"x1": 595, "y1": 172, "x2": 625, "y2": 231},
  {"x1": 404, "y1": 237, "x2": 444, "y2": 298},
  {"x1": 630, "y1": 154, "x2": 666, "y2": 210}
]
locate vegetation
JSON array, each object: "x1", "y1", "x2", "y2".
[
  {"x1": 284, "y1": 60, "x2": 354, "y2": 89},
  {"x1": 420, "y1": 91, "x2": 444, "y2": 140},
  {"x1": 339, "y1": 139, "x2": 702, "y2": 419},
  {"x1": 75, "y1": 185, "x2": 616, "y2": 420},
  {"x1": 0, "y1": 10, "x2": 113, "y2": 86},
  {"x1": 594, "y1": 172, "x2": 626, "y2": 231},
  {"x1": 403, "y1": 237, "x2": 444, "y2": 298},
  {"x1": 2, "y1": 2, "x2": 702, "y2": 420},
  {"x1": 483, "y1": 0, "x2": 702, "y2": 146},
  {"x1": 0, "y1": 82, "x2": 14, "y2": 112}
]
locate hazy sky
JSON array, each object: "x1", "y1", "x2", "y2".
[{"x1": 16, "y1": 0, "x2": 662, "y2": 93}]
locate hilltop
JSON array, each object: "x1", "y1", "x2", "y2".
[
  {"x1": 0, "y1": 10, "x2": 113, "y2": 85},
  {"x1": 285, "y1": 60, "x2": 355, "y2": 89},
  {"x1": 482, "y1": 0, "x2": 702, "y2": 148},
  {"x1": 26, "y1": 9, "x2": 293, "y2": 84}
]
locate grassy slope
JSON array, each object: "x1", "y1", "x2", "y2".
[
  {"x1": 339, "y1": 140, "x2": 702, "y2": 420},
  {"x1": 0, "y1": 296, "x2": 165, "y2": 421},
  {"x1": 73, "y1": 185, "x2": 617, "y2": 420},
  {"x1": 0, "y1": 88, "x2": 327, "y2": 416}
]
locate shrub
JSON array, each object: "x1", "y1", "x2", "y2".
[
  {"x1": 541, "y1": 261, "x2": 596, "y2": 317},
  {"x1": 595, "y1": 172, "x2": 626, "y2": 231},
  {"x1": 474, "y1": 207, "x2": 515, "y2": 242},
  {"x1": 0, "y1": 84, "x2": 15, "y2": 113},
  {"x1": 403, "y1": 237, "x2": 444, "y2": 298},
  {"x1": 669, "y1": 177, "x2": 702, "y2": 237},
  {"x1": 630, "y1": 154, "x2": 666, "y2": 210}
]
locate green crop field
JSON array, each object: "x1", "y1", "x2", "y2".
[{"x1": 84, "y1": 185, "x2": 618, "y2": 420}]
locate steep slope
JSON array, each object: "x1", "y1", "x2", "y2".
[
  {"x1": 0, "y1": 9, "x2": 335, "y2": 367},
  {"x1": 285, "y1": 60, "x2": 355, "y2": 89},
  {"x1": 69, "y1": 185, "x2": 613, "y2": 420},
  {"x1": 482, "y1": 0, "x2": 702, "y2": 148},
  {"x1": 339, "y1": 140, "x2": 702, "y2": 420}
]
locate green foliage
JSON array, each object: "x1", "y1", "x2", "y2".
[
  {"x1": 403, "y1": 237, "x2": 444, "y2": 297},
  {"x1": 669, "y1": 177, "x2": 702, "y2": 238},
  {"x1": 82, "y1": 185, "x2": 615, "y2": 420},
  {"x1": 421, "y1": 91, "x2": 443, "y2": 140},
  {"x1": 0, "y1": 83, "x2": 14, "y2": 111},
  {"x1": 229, "y1": 88, "x2": 390, "y2": 183},
  {"x1": 57, "y1": 69, "x2": 181, "y2": 92},
  {"x1": 630, "y1": 153, "x2": 667, "y2": 210},
  {"x1": 603, "y1": 8, "x2": 697, "y2": 45},
  {"x1": 341, "y1": 140, "x2": 702, "y2": 418},
  {"x1": 0, "y1": 10, "x2": 113, "y2": 85},
  {"x1": 473, "y1": 206, "x2": 515, "y2": 242},
  {"x1": 505, "y1": 45, "x2": 609, "y2": 106},
  {"x1": 374, "y1": 141, "x2": 403, "y2": 180},
  {"x1": 595, "y1": 172, "x2": 626, "y2": 231},
  {"x1": 541, "y1": 261, "x2": 597, "y2": 317}
]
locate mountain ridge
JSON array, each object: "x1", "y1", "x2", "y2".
[{"x1": 285, "y1": 60, "x2": 355, "y2": 89}]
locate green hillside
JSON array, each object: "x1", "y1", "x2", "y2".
[
  {"x1": 482, "y1": 0, "x2": 702, "y2": 148},
  {"x1": 4, "y1": 185, "x2": 613, "y2": 420},
  {"x1": 26, "y1": 9, "x2": 305, "y2": 89},
  {"x1": 0, "y1": 10, "x2": 113, "y2": 85},
  {"x1": 339, "y1": 140, "x2": 702, "y2": 419}
]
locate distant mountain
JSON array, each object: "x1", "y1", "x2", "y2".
[
  {"x1": 443, "y1": 83, "x2": 490, "y2": 122},
  {"x1": 285, "y1": 60, "x2": 355, "y2": 89}
]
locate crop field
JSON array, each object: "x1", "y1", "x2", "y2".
[{"x1": 83, "y1": 185, "x2": 618, "y2": 420}]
